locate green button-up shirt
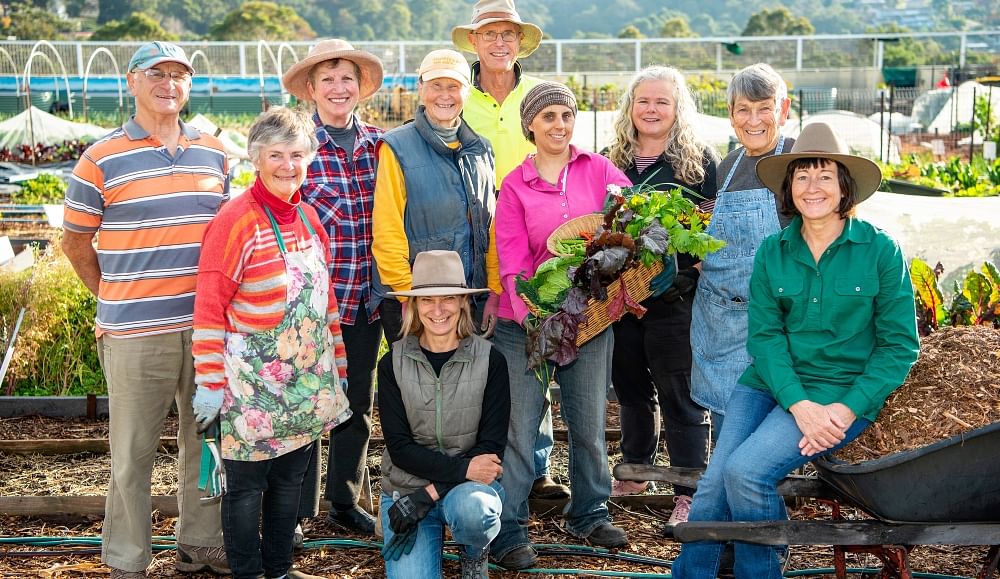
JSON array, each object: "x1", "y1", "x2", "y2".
[
  {"x1": 463, "y1": 62, "x2": 543, "y2": 189},
  {"x1": 739, "y1": 216, "x2": 920, "y2": 422}
]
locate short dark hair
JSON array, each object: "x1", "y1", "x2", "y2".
[{"x1": 778, "y1": 158, "x2": 857, "y2": 219}]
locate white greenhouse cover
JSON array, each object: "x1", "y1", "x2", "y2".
[{"x1": 0, "y1": 106, "x2": 110, "y2": 150}]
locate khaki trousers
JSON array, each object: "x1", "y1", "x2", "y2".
[{"x1": 97, "y1": 330, "x2": 223, "y2": 572}]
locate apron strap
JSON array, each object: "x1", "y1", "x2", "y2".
[
  {"x1": 263, "y1": 206, "x2": 316, "y2": 255},
  {"x1": 720, "y1": 134, "x2": 788, "y2": 193}
]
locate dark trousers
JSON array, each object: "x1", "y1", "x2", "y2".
[
  {"x1": 299, "y1": 303, "x2": 383, "y2": 516},
  {"x1": 611, "y1": 295, "x2": 710, "y2": 497},
  {"x1": 223, "y1": 443, "x2": 314, "y2": 579}
]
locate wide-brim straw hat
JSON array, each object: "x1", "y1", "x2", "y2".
[
  {"x1": 755, "y1": 121, "x2": 883, "y2": 204},
  {"x1": 282, "y1": 39, "x2": 384, "y2": 102},
  {"x1": 451, "y1": 0, "x2": 543, "y2": 58},
  {"x1": 386, "y1": 250, "x2": 489, "y2": 298}
]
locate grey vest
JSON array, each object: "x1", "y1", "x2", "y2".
[
  {"x1": 380, "y1": 334, "x2": 492, "y2": 495},
  {"x1": 375, "y1": 107, "x2": 496, "y2": 301}
]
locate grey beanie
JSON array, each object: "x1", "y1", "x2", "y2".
[{"x1": 520, "y1": 81, "x2": 578, "y2": 140}]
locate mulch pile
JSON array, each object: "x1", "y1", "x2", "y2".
[{"x1": 837, "y1": 325, "x2": 1000, "y2": 463}]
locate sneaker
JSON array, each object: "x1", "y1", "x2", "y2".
[
  {"x1": 611, "y1": 479, "x2": 649, "y2": 496},
  {"x1": 110, "y1": 570, "x2": 147, "y2": 579},
  {"x1": 327, "y1": 505, "x2": 376, "y2": 535},
  {"x1": 269, "y1": 571, "x2": 327, "y2": 579},
  {"x1": 530, "y1": 476, "x2": 570, "y2": 499},
  {"x1": 460, "y1": 547, "x2": 489, "y2": 579},
  {"x1": 292, "y1": 523, "x2": 305, "y2": 551},
  {"x1": 492, "y1": 544, "x2": 537, "y2": 570},
  {"x1": 175, "y1": 542, "x2": 230, "y2": 574},
  {"x1": 585, "y1": 522, "x2": 628, "y2": 548},
  {"x1": 667, "y1": 495, "x2": 692, "y2": 526}
]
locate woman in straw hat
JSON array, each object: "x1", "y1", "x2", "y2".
[
  {"x1": 377, "y1": 250, "x2": 510, "y2": 579},
  {"x1": 491, "y1": 81, "x2": 632, "y2": 570},
  {"x1": 672, "y1": 122, "x2": 919, "y2": 578},
  {"x1": 372, "y1": 49, "x2": 501, "y2": 344},
  {"x1": 282, "y1": 38, "x2": 386, "y2": 538}
]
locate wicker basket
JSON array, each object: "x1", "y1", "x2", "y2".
[
  {"x1": 575, "y1": 259, "x2": 663, "y2": 346},
  {"x1": 546, "y1": 213, "x2": 605, "y2": 257}
]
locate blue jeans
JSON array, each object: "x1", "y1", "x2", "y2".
[
  {"x1": 673, "y1": 385, "x2": 869, "y2": 579},
  {"x1": 222, "y1": 443, "x2": 314, "y2": 579},
  {"x1": 491, "y1": 320, "x2": 614, "y2": 559},
  {"x1": 534, "y1": 408, "x2": 554, "y2": 478},
  {"x1": 380, "y1": 481, "x2": 503, "y2": 578}
]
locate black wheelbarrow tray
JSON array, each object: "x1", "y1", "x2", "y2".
[
  {"x1": 620, "y1": 422, "x2": 1000, "y2": 548},
  {"x1": 814, "y1": 420, "x2": 1000, "y2": 524}
]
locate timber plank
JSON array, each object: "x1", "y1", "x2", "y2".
[{"x1": 673, "y1": 520, "x2": 1000, "y2": 545}]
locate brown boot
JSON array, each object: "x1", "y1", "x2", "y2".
[{"x1": 529, "y1": 476, "x2": 570, "y2": 499}]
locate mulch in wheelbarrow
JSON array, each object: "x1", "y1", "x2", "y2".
[{"x1": 837, "y1": 325, "x2": 1000, "y2": 463}]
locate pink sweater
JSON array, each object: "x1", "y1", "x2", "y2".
[{"x1": 495, "y1": 145, "x2": 631, "y2": 323}]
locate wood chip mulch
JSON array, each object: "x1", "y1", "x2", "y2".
[{"x1": 837, "y1": 325, "x2": 1000, "y2": 463}]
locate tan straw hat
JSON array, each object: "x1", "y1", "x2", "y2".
[
  {"x1": 755, "y1": 121, "x2": 883, "y2": 203},
  {"x1": 451, "y1": 0, "x2": 543, "y2": 58},
  {"x1": 282, "y1": 39, "x2": 384, "y2": 102},
  {"x1": 386, "y1": 251, "x2": 489, "y2": 298}
]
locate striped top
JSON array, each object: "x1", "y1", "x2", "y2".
[
  {"x1": 191, "y1": 192, "x2": 348, "y2": 391},
  {"x1": 63, "y1": 118, "x2": 229, "y2": 338}
]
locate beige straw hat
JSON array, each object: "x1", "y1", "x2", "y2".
[
  {"x1": 282, "y1": 39, "x2": 384, "y2": 102},
  {"x1": 451, "y1": 0, "x2": 543, "y2": 58}
]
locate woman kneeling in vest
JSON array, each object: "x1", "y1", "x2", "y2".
[{"x1": 378, "y1": 250, "x2": 511, "y2": 578}]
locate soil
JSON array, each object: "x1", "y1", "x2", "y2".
[
  {"x1": 0, "y1": 400, "x2": 994, "y2": 577},
  {"x1": 837, "y1": 325, "x2": 1000, "y2": 463}
]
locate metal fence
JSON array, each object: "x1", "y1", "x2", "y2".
[{"x1": 1, "y1": 30, "x2": 997, "y2": 80}]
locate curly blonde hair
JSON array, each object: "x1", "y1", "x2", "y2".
[{"x1": 607, "y1": 66, "x2": 707, "y2": 186}]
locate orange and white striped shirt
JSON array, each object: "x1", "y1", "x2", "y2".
[{"x1": 63, "y1": 118, "x2": 229, "y2": 338}]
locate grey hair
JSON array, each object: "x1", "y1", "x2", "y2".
[
  {"x1": 247, "y1": 106, "x2": 319, "y2": 164},
  {"x1": 727, "y1": 63, "x2": 788, "y2": 110}
]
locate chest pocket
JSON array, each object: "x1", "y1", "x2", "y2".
[
  {"x1": 831, "y1": 274, "x2": 880, "y2": 333},
  {"x1": 189, "y1": 174, "x2": 224, "y2": 212},
  {"x1": 770, "y1": 276, "x2": 804, "y2": 318}
]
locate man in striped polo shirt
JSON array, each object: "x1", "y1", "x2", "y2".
[{"x1": 62, "y1": 42, "x2": 230, "y2": 579}]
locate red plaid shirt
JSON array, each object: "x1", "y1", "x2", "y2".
[{"x1": 300, "y1": 113, "x2": 384, "y2": 325}]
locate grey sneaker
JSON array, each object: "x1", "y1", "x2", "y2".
[
  {"x1": 175, "y1": 542, "x2": 230, "y2": 574},
  {"x1": 110, "y1": 569, "x2": 147, "y2": 579},
  {"x1": 460, "y1": 547, "x2": 489, "y2": 579}
]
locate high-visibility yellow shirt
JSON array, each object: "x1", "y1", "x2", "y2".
[{"x1": 463, "y1": 63, "x2": 544, "y2": 189}]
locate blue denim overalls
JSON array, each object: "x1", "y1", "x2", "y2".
[{"x1": 689, "y1": 136, "x2": 786, "y2": 415}]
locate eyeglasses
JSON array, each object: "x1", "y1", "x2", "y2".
[
  {"x1": 475, "y1": 30, "x2": 520, "y2": 43},
  {"x1": 140, "y1": 68, "x2": 192, "y2": 83}
]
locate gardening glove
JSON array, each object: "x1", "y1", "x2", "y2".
[
  {"x1": 381, "y1": 526, "x2": 418, "y2": 561},
  {"x1": 192, "y1": 386, "x2": 224, "y2": 433},
  {"x1": 649, "y1": 253, "x2": 678, "y2": 298},
  {"x1": 660, "y1": 266, "x2": 700, "y2": 303},
  {"x1": 480, "y1": 291, "x2": 500, "y2": 338},
  {"x1": 387, "y1": 488, "x2": 435, "y2": 535}
]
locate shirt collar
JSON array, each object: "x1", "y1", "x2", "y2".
[
  {"x1": 313, "y1": 112, "x2": 376, "y2": 151},
  {"x1": 779, "y1": 215, "x2": 873, "y2": 249},
  {"x1": 123, "y1": 116, "x2": 200, "y2": 141},
  {"x1": 471, "y1": 61, "x2": 523, "y2": 92},
  {"x1": 522, "y1": 145, "x2": 584, "y2": 189}
]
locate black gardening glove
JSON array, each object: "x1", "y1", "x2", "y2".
[
  {"x1": 661, "y1": 266, "x2": 700, "y2": 303},
  {"x1": 381, "y1": 526, "x2": 418, "y2": 561},
  {"x1": 387, "y1": 488, "x2": 436, "y2": 535}
]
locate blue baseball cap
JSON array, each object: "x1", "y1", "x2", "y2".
[{"x1": 128, "y1": 41, "x2": 194, "y2": 74}]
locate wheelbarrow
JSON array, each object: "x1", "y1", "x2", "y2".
[{"x1": 614, "y1": 421, "x2": 1000, "y2": 578}]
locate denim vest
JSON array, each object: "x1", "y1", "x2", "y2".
[
  {"x1": 380, "y1": 334, "x2": 491, "y2": 495},
  {"x1": 375, "y1": 107, "x2": 496, "y2": 304},
  {"x1": 689, "y1": 136, "x2": 785, "y2": 414}
]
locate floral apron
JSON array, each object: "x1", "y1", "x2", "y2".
[
  {"x1": 689, "y1": 136, "x2": 786, "y2": 415},
  {"x1": 219, "y1": 206, "x2": 351, "y2": 461}
]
